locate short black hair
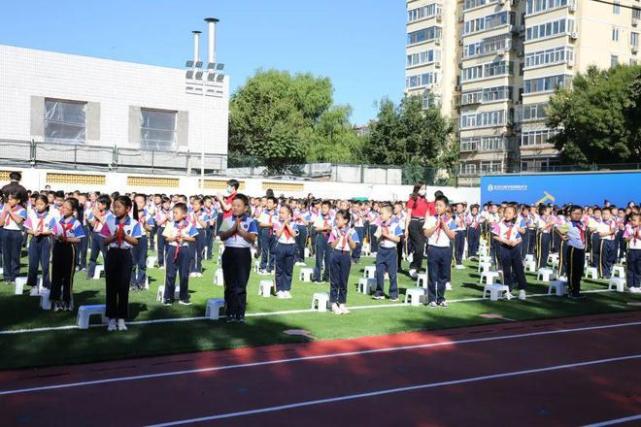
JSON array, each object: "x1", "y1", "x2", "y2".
[
  {"x1": 435, "y1": 195, "x2": 449, "y2": 206},
  {"x1": 321, "y1": 200, "x2": 332, "y2": 208},
  {"x1": 173, "y1": 202, "x2": 188, "y2": 214},
  {"x1": 336, "y1": 209, "x2": 351, "y2": 223},
  {"x1": 9, "y1": 171, "x2": 21, "y2": 181},
  {"x1": 227, "y1": 179, "x2": 240, "y2": 191}
]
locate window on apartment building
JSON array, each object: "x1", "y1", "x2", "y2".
[
  {"x1": 140, "y1": 108, "x2": 177, "y2": 151},
  {"x1": 611, "y1": 55, "x2": 619, "y2": 67},
  {"x1": 460, "y1": 138, "x2": 479, "y2": 152},
  {"x1": 407, "y1": 27, "x2": 441, "y2": 45},
  {"x1": 612, "y1": 27, "x2": 620, "y2": 42},
  {"x1": 480, "y1": 161, "x2": 503, "y2": 174},
  {"x1": 407, "y1": 4, "x2": 440, "y2": 22},
  {"x1": 526, "y1": 18, "x2": 573, "y2": 41},
  {"x1": 459, "y1": 163, "x2": 478, "y2": 176},
  {"x1": 525, "y1": 47, "x2": 573, "y2": 69},
  {"x1": 632, "y1": 32, "x2": 640, "y2": 47},
  {"x1": 524, "y1": 75, "x2": 571, "y2": 94},
  {"x1": 526, "y1": 0, "x2": 569, "y2": 16},
  {"x1": 634, "y1": 8, "x2": 641, "y2": 20},
  {"x1": 479, "y1": 137, "x2": 505, "y2": 151},
  {"x1": 613, "y1": 0, "x2": 621, "y2": 15},
  {"x1": 44, "y1": 98, "x2": 87, "y2": 143},
  {"x1": 520, "y1": 129, "x2": 560, "y2": 146}
]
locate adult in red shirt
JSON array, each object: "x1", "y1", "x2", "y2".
[
  {"x1": 217, "y1": 179, "x2": 239, "y2": 220},
  {"x1": 405, "y1": 182, "x2": 435, "y2": 278}
]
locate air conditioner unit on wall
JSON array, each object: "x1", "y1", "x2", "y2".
[{"x1": 570, "y1": 32, "x2": 578, "y2": 40}]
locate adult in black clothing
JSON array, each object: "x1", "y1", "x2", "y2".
[{"x1": 1, "y1": 172, "x2": 28, "y2": 205}]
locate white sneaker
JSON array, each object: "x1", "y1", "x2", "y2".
[
  {"x1": 456, "y1": 265, "x2": 465, "y2": 270},
  {"x1": 339, "y1": 304, "x2": 350, "y2": 314},
  {"x1": 276, "y1": 291, "x2": 285, "y2": 299},
  {"x1": 331, "y1": 303, "x2": 342, "y2": 315},
  {"x1": 630, "y1": 287, "x2": 641, "y2": 294},
  {"x1": 284, "y1": 291, "x2": 292, "y2": 299},
  {"x1": 428, "y1": 301, "x2": 437, "y2": 308},
  {"x1": 189, "y1": 272, "x2": 198, "y2": 278},
  {"x1": 445, "y1": 282, "x2": 452, "y2": 291},
  {"x1": 117, "y1": 319, "x2": 127, "y2": 331},
  {"x1": 409, "y1": 269, "x2": 417, "y2": 279},
  {"x1": 519, "y1": 290, "x2": 527, "y2": 300},
  {"x1": 505, "y1": 291, "x2": 513, "y2": 301},
  {"x1": 107, "y1": 319, "x2": 117, "y2": 332}
]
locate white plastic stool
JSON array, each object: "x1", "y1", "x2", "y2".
[
  {"x1": 259, "y1": 280, "x2": 272, "y2": 297},
  {"x1": 299, "y1": 268, "x2": 314, "y2": 282},
  {"x1": 609, "y1": 277, "x2": 626, "y2": 292},
  {"x1": 40, "y1": 288, "x2": 52, "y2": 310},
  {"x1": 77, "y1": 305, "x2": 107, "y2": 329},
  {"x1": 548, "y1": 280, "x2": 567, "y2": 296},
  {"x1": 404, "y1": 287, "x2": 425, "y2": 306},
  {"x1": 93, "y1": 265, "x2": 104, "y2": 280},
  {"x1": 417, "y1": 272, "x2": 428, "y2": 288},
  {"x1": 311, "y1": 292, "x2": 330, "y2": 312},
  {"x1": 551, "y1": 259, "x2": 560, "y2": 270},
  {"x1": 214, "y1": 268, "x2": 224, "y2": 286},
  {"x1": 524, "y1": 260, "x2": 537, "y2": 273},
  {"x1": 304, "y1": 247, "x2": 310, "y2": 259},
  {"x1": 479, "y1": 262, "x2": 493, "y2": 273},
  {"x1": 483, "y1": 283, "x2": 510, "y2": 301},
  {"x1": 478, "y1": 255, "x2": 492, "y2": 264},
  {"x1": 480, "y1": 271, "x2": 500, "y2": 285},
  {"x1": 585, "y1": 266, "x2": 598, "y2": 280},
  {"x1": 144, "y1": 276, "x2": 149, "y2": 290},
  {"x1": 146, "y1": 256, "x2": 157, "y2": 269},
  {"x1": 612, "y1": 265, "x2": 626, "y2": 279},
  {"x1": 537, "y1": 268, "x2": 554, "y2": 283},
  {"x1": 548, "y1": 253, "x2": 559, "y2": 264},
  {"x1": 203, "y1": 247, "x2": 209, "y2": 260},
  {"x1": 363, "y1": 265, "x2": 377, "y2": 279},
  {"x1": 205, "y1": 298, "x2": 225, "y2": 320},
  {"x1": 362, "y1": 242, "x2": 371, "y2": 257},
  {"x1": 524, "y1": 254, "x2": 535, "y2": 263},
  {"x1": 358, "y1": 277, "x2": 375, "y2": 295},
  {"x1": 156, "y1": 285, "x2": 180, "y2": 302},
  {"x1": 14, "y1": 277, "x2": 27, "y2": 295}
]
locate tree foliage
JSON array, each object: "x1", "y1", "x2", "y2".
[{"x1": 546, "y1": 65, "x2": 641, "y2": 165}]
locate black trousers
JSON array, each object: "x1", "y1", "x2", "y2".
[
  {"x1": 27, "y1": 235, "x2": 51, "y2": 288},
  {"x1": 408, "y1": 218, "x2": 425, "y2": 271},
  {"x1": 567, "y1": 246, "x2": 585, "y2": 296},
  {"x1": 499, "y1": 243, "x2": 527, "y2": 291},
  {"x1": 536, "y1": 232, "x2": 551, "y2": 270},
  {"x1": 467, "y1": 227, "x2": 480, "y2": 258},
  {"x1": 51, "y1": 241, "x2": 76, "y2": 305},
  {"x1": 274, "y1": 243, "x2": 296, "y2": 292},
  {"x1": 105, "y1": 248, "x2": 133, "y2": 319},
  {"x1": 222, "y1": 246, "x2": 251, "y2": 319},
  {"x1": 2, "y1": 229, "x2": 22, "y2": 281},
  {"x1": 427, "y1": 245, "x2": 449, "y2": 304},
  {"x1": 164, "y1": 245, "x2": 192, "y2": 302},
  {"x1": 329, "y1": 249, "x2": 351, "y2": 304},
  {"x1": 454, "y1": 230, "x2": 466, "y2": 265}
]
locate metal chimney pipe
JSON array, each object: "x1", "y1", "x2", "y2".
[
  {"x1": 192, "y1": 30, "x2": 202, "y2": 64},
  {"x1": 204, "y1": 17, "x2": 219, "y2": 64}
]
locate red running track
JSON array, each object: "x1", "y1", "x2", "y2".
[{"x1": 2, "y1": 312, "x2": 641, "y2": 426}]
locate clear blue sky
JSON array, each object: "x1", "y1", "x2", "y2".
[{"x1": 0, "y1": 0, "x2": 406, "y2": 125}]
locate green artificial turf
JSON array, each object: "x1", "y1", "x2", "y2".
[{"x1": 1, "y1": 243, "x2": 640, "y2": 371}]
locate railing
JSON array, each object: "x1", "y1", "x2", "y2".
[{"x1": 0, "y1": 139, "x2": 227, "y2": 175}]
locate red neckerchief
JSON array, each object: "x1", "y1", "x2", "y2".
[
  {"x1": 571, "y1": 220, "x2": 586, "y2": 245},
  {"x1": 115, "y1": 217, "x2": 127, "y2": 247},
  {"x1": 4, "y1": 206, "x2": 16, "y2": 226},
  {"x1": 282, "y1": 221, "x2": 292, "y2": 240},
  {"x1": 338, "y1": 227, "x2": 349, "y2": 250},
  {"x1": 504, "y1": 221, "x2": 514, "y2": 240},
  {"x1": 36, "y1": 211, "x2": 47, "y2": 232},
  {"x1": 434, "y1": 215, "x2": 443, "y2": 241},
  {"x1": 174, "y1": 220, "x2": 186, "y2": 261},
  {"x1": 60, "y1": 217, "x2": 74, "y2": 241}
]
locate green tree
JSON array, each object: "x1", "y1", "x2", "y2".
[
  {"x1": 364, "y1": 95, "x2": 454, "y2": 173},
  {"x1": 547, "y1": 64, "x2": 641, "y2": 165},
  {"x1": 229, "y1": 70, "x2": 332, "y2": 173},
  {"x1": 306, "y1": 105, "x2": 366, "y2": 163}
]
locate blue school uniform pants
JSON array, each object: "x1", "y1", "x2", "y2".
[
  {"x1": 275, "y1": 243, "x2": 296, "y2": 292},
  {"x1": 87, "y1": 231, "x2": 107, "y2": 279},
  {"x1": 131, "y1": 234, "x2": 148, "y2": 288},
  {"x1": 105, "y1": 247, "x2": 133, "y2": 319},
  {"x1": 427, "y1": 245, "x2": 450, "y2": 304},
  {"x1": 329, "y1": 249, "x2": 351, "y2": 304},
  {"x1": 27, "y1": 235, "x2": 51, "y2": 288},
  {"x1": 222, "y1": 246, "x2": 251, "y2": 319},
  {"x1": 375, "y1": 246, "x2": 398, "y2": 299},
  {"x1": 627, "y1": 249, "x2": 641, "y2": 288},
  {"x1": 313, "y1": 233, "x2": 331, "y2": 282},
  {"x1": 2, "y1": 229, "x2": 22, "y2": 281},
  {"x1": 498, "y1": 243, "x2": 527, "y2": 292},
  {"x1": 259, "y1": 228, "x2": 275, "y2": 272},
  {"x1": 163, "y1": 245, "x2": 192, "y2": 303}
]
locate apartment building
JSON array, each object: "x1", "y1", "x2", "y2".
[{"x1": 405, "y1": 0, "x2": 641, "y2": 185}]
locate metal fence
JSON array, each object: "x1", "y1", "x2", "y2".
[{"x1": 0, "y1": 139, "x2": 227, "y2": 175}]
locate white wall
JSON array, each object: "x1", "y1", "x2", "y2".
[
  {"x1": 0, "y1": 44, "x2": 229, "y2": 155},
  {"x1": 2, "y1": 167, "x2": 481, "y2": 204}
]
